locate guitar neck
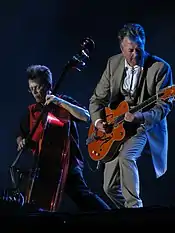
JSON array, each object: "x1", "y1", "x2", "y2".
[
  {"x1": 130, "y1": 92, "x2": 162, "y2": 114},
  {"x1": 114, "y1": 91, "x2": 163, "y2": 125}
]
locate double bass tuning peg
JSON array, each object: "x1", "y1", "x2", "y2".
[{"x1": 68, "y1": 37, "x2": 95, "y2": 71}]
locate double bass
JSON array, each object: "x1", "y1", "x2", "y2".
[
  {"x1": 24, "y1": 103, "x2": 72, "y2": 211},
  {"x1": 5, "y1": 38, "x2": 95, "y2": 212}
]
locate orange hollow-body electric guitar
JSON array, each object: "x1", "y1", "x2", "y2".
[{"x1": 86, "y1": 85, "x2": 175, "y2": 163}]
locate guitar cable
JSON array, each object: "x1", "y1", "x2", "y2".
[
  {"x1": 86, "y1": 159, "x2": 101, "y2": 172},
  {"x1": 71, "y1": 133, "x2": 101, "y2": 172}
]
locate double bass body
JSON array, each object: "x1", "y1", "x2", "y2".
[{"x1": 24, "y1": 107, "x2": 71, "y2": 212}]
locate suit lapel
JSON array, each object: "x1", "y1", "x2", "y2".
[
  {"x1": 136, "y1": 53, "x2": 150, "y2": 104},
  {"x1": 111, "y1": 56, "x2": 125, "y2": 97},
  {"x1": 136, "y1": 68, "x2": 145, "y2": 104}
]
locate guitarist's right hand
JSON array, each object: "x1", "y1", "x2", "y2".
[{"x1": 95, "y1": 120, "x2": 107, "y2": 133}]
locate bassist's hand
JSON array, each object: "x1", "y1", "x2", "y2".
[
  {"x1": 16, "y1": 136, "x2": 26, "y2": 151},
  {"x1": 45, "y1": 94, "x2": 64, "y2": 106}
]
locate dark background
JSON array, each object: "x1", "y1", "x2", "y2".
[{"x1": 0, "y1": 0, "x2": 175, "y2": 212}]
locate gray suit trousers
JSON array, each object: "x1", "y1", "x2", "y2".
[{"x1": 103, "y1": 131, "x2": 147, "y2": 208}]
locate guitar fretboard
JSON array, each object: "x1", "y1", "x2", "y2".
[
  {"x1": 130, "y1": 92, "x2": 163, "y2": 114},
  {"x1": 114, "y1": 92, "x2": 163, "y2": 125}
]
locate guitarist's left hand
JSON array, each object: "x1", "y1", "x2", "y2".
[
  {"x1": 124, "y1": 112, "x2": 135, "y2": 122},
  {"x1": 124, "y1": 112, "x2": 144, "y2": 136}
]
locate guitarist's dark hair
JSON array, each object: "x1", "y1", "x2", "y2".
[{"x1": 118, "y1": 23, "x2": 145, "y2": 45}]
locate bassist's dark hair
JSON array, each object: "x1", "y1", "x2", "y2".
[{"x1": 26, "y1": 65, "x2": 53, "y2": 89}]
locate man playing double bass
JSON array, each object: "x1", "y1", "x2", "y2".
[{"x1": 16, "y1": 64, "x2": 110, "y2": 212}]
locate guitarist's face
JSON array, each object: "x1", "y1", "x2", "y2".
[{"x1": 120, "y1": 36, "x2": 145, "y2": 67}]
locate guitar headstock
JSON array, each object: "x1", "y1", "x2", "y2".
[{"x1": 160, "y1": 85, "x2": 175, "y2": 101}]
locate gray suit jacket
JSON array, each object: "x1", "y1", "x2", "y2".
[{"x1": 89, "y1": 53, "x2": 173, "y2": 178}]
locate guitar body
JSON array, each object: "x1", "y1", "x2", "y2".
[
  {"x1": 87, "y1": 100, "x2": 130, "y2": 163},
  {"x1": 87, "y1": 85, "x2": 175, "y2": 163}
]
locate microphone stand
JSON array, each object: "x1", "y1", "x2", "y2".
[{"x1": 6, "y1": 38, "x2": 95, "y2": 205}]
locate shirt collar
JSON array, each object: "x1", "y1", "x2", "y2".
[{"x1": 124, "y1": 60, "x2": 140, "y2": 70}]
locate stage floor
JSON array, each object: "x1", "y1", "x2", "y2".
[{"x1": 0, "y1": 201, "x2": 174, "y2": 231}]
